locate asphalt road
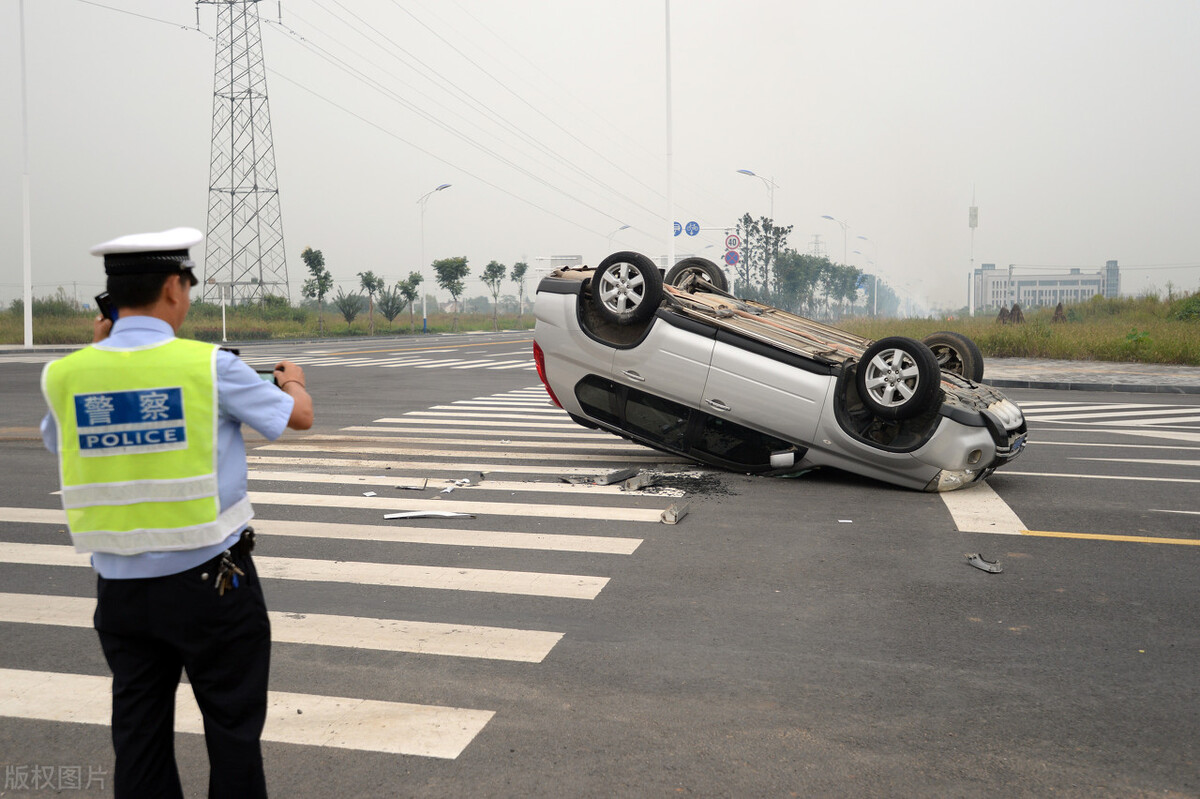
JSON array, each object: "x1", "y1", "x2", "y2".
[{"x1": 1, "y1": 333, "x2": 1197, "y2": 798}]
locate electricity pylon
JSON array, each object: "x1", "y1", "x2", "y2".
[{"x1": 198, "y1": 0, "x2": 289, "y2": 304}]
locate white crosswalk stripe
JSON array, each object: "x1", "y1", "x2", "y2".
[
  {"x1": 239, "y1": 352, "x2": 533, "y2": 372},
  {"x1": 0, "y1": 384, "x2": 672, "y2": 761},
  {"x1": 1022, "y1": 400, "x2": 1200, "y2": 428}
]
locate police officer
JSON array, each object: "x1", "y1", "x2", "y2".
[{"x1": 40, "y1": 227, "x2": 313, "y2": 798}]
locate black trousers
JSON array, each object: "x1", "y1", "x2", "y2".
[{"x1": 94, "y1": 545, "x2": 271, "y2": 799}]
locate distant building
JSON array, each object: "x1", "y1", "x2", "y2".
[{"x1": 972, "y1": 260, "x2": 1119, "y2": 310}]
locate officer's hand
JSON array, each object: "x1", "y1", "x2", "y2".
[
  {"x1": 274, "y1": 360, "x2": 306, "y2": 391},
  {"x1": 93, "y1": 314, "x2": 113, "y2": 343}
]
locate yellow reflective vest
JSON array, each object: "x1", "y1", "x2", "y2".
[{"x1": 41, "y1": 337, "x2": 251, "y2": 555}]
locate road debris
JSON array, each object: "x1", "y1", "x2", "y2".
[
  {"x1": 394, "y1": 478, "x2": 427, "y2": 491},
  {"x1": 441, "y1": 486, "x2": 456, "y2": 494},
  {"x1": 384, "y1": 511, "x2": 476, "y2": 520},
  {"x1": 965, "y1": 553, "x2": 1004, "y2": 574},
  {"x1": 660, "y1": 502, "x2": 689, "y2": 525},
  {"x1": 362, "y1": 491, "x2": 377, "y2": 497},
  {"x1": 597, "y1": 467, "x2": 640, "y2": 486},
  {"x1": 621, "y1": 472, "x2": 660, "y2": 492}
]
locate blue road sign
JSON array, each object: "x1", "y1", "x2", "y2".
[
  {"x1": 685, "y1": 221, "x2": 700, "y2": 236},
  {"x1": 673, "y1": 221, "x2": 682, "y2": 237},
  {"x1": 725, "y1": 250, "x2": 740, "y2": 266}
]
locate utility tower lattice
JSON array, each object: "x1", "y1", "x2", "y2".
[{"x1": 198, "y1": 0, "x2": 289, "y2": 304}]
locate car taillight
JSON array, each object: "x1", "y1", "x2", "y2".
[{"x1": 532, "y1": 341, "x2": 563, "y2": 408}]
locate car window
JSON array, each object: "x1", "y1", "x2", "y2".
[
  {"x1": 575, "y1": 375, "x2": 620, "y2": 426},
  {"x1": 694, "y1": 415, "x2": 794, "y2": 468},
  {"x1": 624, "y1": 388, "x2": 691, "y2": 450}
]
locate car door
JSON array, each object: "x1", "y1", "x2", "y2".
[
  {"x1": 700, "y1": 330, "x2": 834, "y2": 445},
  {"x1": 610, "y1": 312, "x2": 717, "y2": 410}
]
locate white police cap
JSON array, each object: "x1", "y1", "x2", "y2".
[{"x1": 90, "y1": 227, "x2": 202, "y2": 283}]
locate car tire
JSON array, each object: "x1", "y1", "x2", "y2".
[
  {"x1": 664, "y1": 257, "x2": 729, "y2": 292},
  {"x1": 922, "y1": 331, "x2": 985, "y2": 382},
  {"x1": 856, "y1": 336, "x2": 941, "y2": 420},
  {"x1": 591, "y1": 251, "x2": 663, "y2": 325}
]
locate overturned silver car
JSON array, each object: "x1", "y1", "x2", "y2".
[{"x1": 532, "y1": 251, "x2": 1027, "y2": 492}]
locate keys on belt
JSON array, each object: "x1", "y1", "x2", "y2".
[{"x1": 202, "y1": 527, "x2": 255, "y2": 595}]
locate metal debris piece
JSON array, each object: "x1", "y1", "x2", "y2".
[
  {"x1": 394, "y1": 478, "x2": 428, "y2": 491},
  {"x1": 965, "y1": 553, "x2": 1003, "y2": 574},
  {"x1": 441, "y1": 486, "x2": 456, "y2": 494},
  {"x1": 362, "y1": 491, "x2": 378, "y2": 497},
  {"x1": 560, "y1": 475, "x2": 596, "y2": 485},
  {"x1": 660, "y1": 502, "x2": 690, "y2": 525},
  {"x1": 384, "y1": 511, "x2": 476, "y2": 520},
  {"x1": 621, "y1": 472, "x2": 660, "y2": 492},
  {"x1": 597, "y1": 467, "x2": 639, "y2": 486}
]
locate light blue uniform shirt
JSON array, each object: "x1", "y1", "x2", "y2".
[{"x1": 41, "y1": 316, "x2": 294, "y2": 579}]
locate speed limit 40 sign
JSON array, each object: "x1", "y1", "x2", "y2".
[{"x1": 725, "y1": 233, "x2": 741, "y2": 250}]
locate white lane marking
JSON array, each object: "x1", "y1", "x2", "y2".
[
  {"x1": 0, "y1": 507, "x2": 642, "y2": 554},
  {"x1": 489, "y1": 363, "x2": 537, "y2": 370},
  {"x1": 1000, "y1": 471, "x2": 1200, "y2": 484},
  {"x1": 1023, "y1": 403, "x2": 1166, "y2": 415},
  {"x1": 1028, "y1": 407, "x2": 1199, "y2": 422},
  {"x1": 1033, "y1": 440, "x2": 1200, "y2": 451},
  {"x1": 368, "y1": 418, "x2": 581, "y2": 429},
  {"x1": 1152, "y1": 509, "x2": 1200, "y2": 516},
  {"x1": 428, "y1": 404, "x2": 564, "y2": 414},
  {"x1": 1095, "y1": 415, "x2": 1200, "y2": 427},
  {"x1": 403, "y1": 411, "x2": 575, "y2": 422},
  {"x1": 297, "y1": 434, "x2": 651, "y2": 453},
  {"x1": 448, "y1": 360, "x2": 508, "y2": 369},
  {"x1": 1030, "y1": 428, "x2": 1200, "y2": 444},
  {"x1": 1069, "y1": 457, "x2": 1200, "y2": 467},
  {"x1": 415, "y1": 360, "x2": 475, "y2": 368},
  {"x1": 250, "y1": 518, "x2": 641, "y2": 554},
  {"x1": 939, "y1": 482, "x2": 1027, "y2": 535},
  {"x1": 254, "y1": 444, "x2": 667, "y2": 464},
  {"x1": 346, "y1": 425, "x2": 618, "y2": 440},
  {"x1": 0, "y1": 668, "x2": 492, "y2": 758},
  {"x1": 0, "y1": 542, "x2": 610, "y2": 599},
  {"x1": 250, "y1": 471, "x2": 638, "y2": 494},
  {"x1": 0, "y1": 592, "x2": 563, "y2": 662},
  {"x1": 245, "y1": 455, "x2": 648, "y2": 476},
  {"x1": 247, "y1": 490, "x2": 666, "y2": 523},
  {"x1": 379, "y1": 359, "x2": 438, "y2": 368}
]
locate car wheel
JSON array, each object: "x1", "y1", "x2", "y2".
[
  {"x1": 856, "y1": 336, "x2": 941, "y2": 420},
  {"x1": 922, "y1": 331, "x2": 985, "y2": 382},
  {"x1": 591, "y1": 251, "x2": 663, "y2": 325},
  {"x1": 664, "y1": 257, "x2": 729, "y2": 292}
]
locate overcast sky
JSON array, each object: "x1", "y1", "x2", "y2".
[{"x1": 3, "y1": 0, "x2": 1199, "y2": 312}]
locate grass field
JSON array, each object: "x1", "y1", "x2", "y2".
[{"x1": 4, "y1": 293, "x2": 1198, "y2": 365}]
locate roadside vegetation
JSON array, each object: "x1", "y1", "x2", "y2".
[{"x1": 5, "y1": 288, "x2": 1196, "y2": 364}]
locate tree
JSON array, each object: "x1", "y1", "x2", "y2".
[
  {"x1": 433, "y1": 256, "x2": 470, "y2": 331},
  {"x1": 510, "y1": 261, "x2": 529, "y2": 318},
  {"x1": 734, "y1": 214, "x2": 792, "y2": 302},
  {"x1": 376, "y1": 285, "x2": 407, "y2": 324},
  {"x1": 396, "y1": 272, "x2": 423, "y2": 333},
  {"x1": 300, "y1": 247, "x2": 334, "y2": 334},
  {"x1": 481, "y1": 260, "x2": 507, "y2": 331},
  {"x1": 333, "y1": 287, "x2": 365, "y2": 328},
  {"x1": 357, "y1": 271, "x2": 385, "y2": 335}
]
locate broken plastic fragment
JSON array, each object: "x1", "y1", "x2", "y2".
[
  {"x1": 394, "y1": 478, "x2": 427, "y2": 491},
  {"x1": 965, "y1": 553, "x2": 1003, "y2": 573},
  {"x1": 384, "y1": 511, "x2": 475, "y2": 520},
  {"x1": 621, "y1": 473, "x2": 659, "y2": 492},
  {"x1": 362, "y1": 491, "x2": 377, "y2": 497},
  {"x1": 597, "y1": 467, "x2": 639, "y2": 486},
  {"x1": 660, "y1": 502, "x2": 689, "y2": 525},
  {"x1": 441, "y1": 486, "x2": 455, "y2": 494}
]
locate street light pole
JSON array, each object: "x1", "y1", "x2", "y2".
[
  {"x1": 606, "y1": 224, "x2": 630, "y2": 250},
  {"x1": 736, "y1": 169, "x2": 776, "y2": 219},
  {"x1": 820, "y1": 215, "x2": 849, "y2": 265},
  {"x1": 417, "y1": 183, "x2": 451, "y2": 334}
]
